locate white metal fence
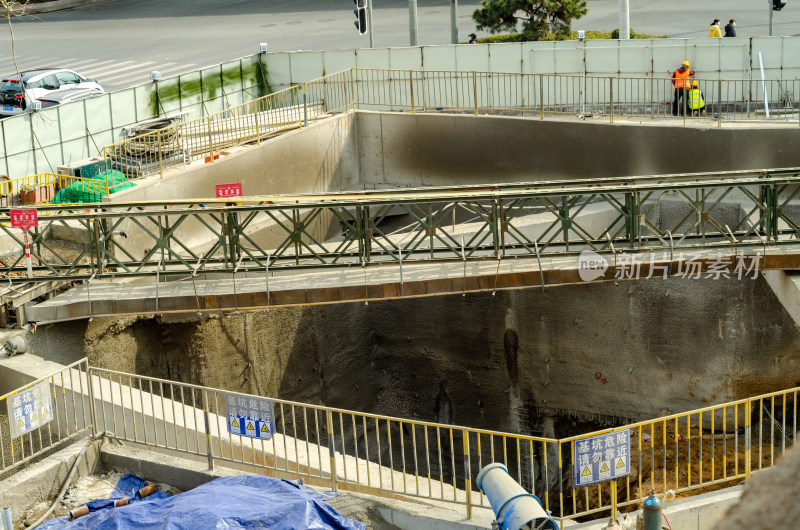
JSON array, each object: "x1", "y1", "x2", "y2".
[{"x1": 3, "y1": 360, "x2": 798, "y2": 525}]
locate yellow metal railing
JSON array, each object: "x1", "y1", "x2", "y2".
[
  {"x1": 0, "y1": 173, "x2": 111, "y2": 208},
  {"x1": 103, "y1": 85, "x2": 304, "y2": 179},
  {"x1": 2, "y1": 355, "x2": 791, "y2": 525}
]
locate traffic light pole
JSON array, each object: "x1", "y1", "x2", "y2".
[
  {"x1": 368, "y1": 0, "x2": 374, "y2": 48},
  {"x1": 770, "y1": 0, "x2": 774, "y2": 36},
  {"x1": 450, "y1": 0, "x2": 458, "y2": 45}
]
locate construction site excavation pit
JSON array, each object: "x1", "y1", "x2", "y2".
[{"x1": 7, "y1": 109, "x2": 800, "y2": 527}]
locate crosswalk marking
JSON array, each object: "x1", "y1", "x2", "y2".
[
  {"x1": 82, "y1": 61, "x2": 155, "y2": 78},
  {"x1": 0, "y1": 58, "x2": 203, "y2": 90},
  {"x1": 106, "y1": 63, "x2": 197, "y2": 87}
]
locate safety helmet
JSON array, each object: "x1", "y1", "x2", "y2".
[
  {"x1": 682, "y1": 61, "x2": 690, "y2": 67},
  {"x1": 692, "y1": 80, "x2": 698, "y2": 87}
]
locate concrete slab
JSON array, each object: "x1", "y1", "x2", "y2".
[
  {"x1": 763, "y1": 270, "x2": 800, "y2": 329},
  {"x1": 0, "y1": 436, "x2": 102, "y2": 527}
]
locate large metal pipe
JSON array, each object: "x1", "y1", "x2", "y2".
[
  {"x1": 476, "y1": 463, "x2": 558, "y2": 530},
  {"x1": 2, "y1": 507, "x2": 13, "y2": 530}
]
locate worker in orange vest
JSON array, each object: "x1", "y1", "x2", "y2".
[{"x1": 671, "y1": 61, "x2": 696, "y2": 116}]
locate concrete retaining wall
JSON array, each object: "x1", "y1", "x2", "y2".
[
  {"x1": 109, "y1": 112, "x2": 358, "y2": 202},
  {"x1": 355, "y1": 111, "x2": 800, "y2": 185},
  {"x1": 104, "y1": 113, "x2": 358, "y2": 260}
]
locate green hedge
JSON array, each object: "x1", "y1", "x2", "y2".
[{"x1": 473, "y1": 29, "x2": 667, "y2": 43}]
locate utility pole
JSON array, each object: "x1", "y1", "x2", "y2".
[
  {"x1": 618, "y1": 0, "x2": 630, "y2": 39},
  {"x1": 409, "y1": 0, "x2": 419, "y2": 46},
  {"x1": 450, "y1": 0, "x2": 459, "y2": 45}
]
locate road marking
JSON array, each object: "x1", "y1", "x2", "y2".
[
  {"x1": 59, "y1": 59, "x2": 119, "y2": 72},
  {"x1": 104, "y1": 63, "x2": 196, "y2": 88},
  {"x1": 80, "y1": 60, "x2": 139, "y2": 77},
  {"x1": 87, "y1": 61, "x2": 158, "y2": 80}
]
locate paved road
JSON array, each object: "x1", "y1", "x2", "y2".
[{"x1": 0, "y1": 0, "x2": 799, "y2": 91}]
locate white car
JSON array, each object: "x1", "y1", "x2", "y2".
[{"x1": 0, "y1": 68, "x2": 104, "y2": 117}]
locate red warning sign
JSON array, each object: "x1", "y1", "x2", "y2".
[
  {"x1": 215, "y1": 183, "x2": 243, "y2": 199},
  {"x1": 10, "y1": 209, "x2": 38, "y2": 231}
]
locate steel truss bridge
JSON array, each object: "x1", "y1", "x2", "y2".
[{"x1": 3, "y1": 168, "x2": 800, "y2": 321}]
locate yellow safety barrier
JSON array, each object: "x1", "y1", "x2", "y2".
[{"x1": 0, "y1": 173, "x2": 110, "y2": 209}]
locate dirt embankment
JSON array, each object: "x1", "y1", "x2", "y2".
[
  {"x1": 79, "y1": 277, "x2": 800, "y2": 438},
  {"x1": 712, "y1": 437, "x2": 800, "y2": 529}
]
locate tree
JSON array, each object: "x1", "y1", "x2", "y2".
[{"x1": 472, "y1": 0, "x2": 588, "y2": 41}]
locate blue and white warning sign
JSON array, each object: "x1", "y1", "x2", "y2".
[
  {"x1": 573, "y1": 429, "x2": 630, "y2": 487},
  {"x1": 225, "y1": 393, "x2": 275, "y2": 441},
  {"x1": 7, "y1": 380, "x2": 54, "y2": 439}
]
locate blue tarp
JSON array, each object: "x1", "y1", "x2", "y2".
[{"x1": 38, "y1": 474, "x2": 365, "y2": 530}]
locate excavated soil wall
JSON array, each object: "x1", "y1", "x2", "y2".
[{"x1": 56, "y1": 275, "x2": 800, "y2": 438}]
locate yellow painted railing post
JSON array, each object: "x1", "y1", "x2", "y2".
[
  {"x1": 207, "y1": 116, "x2": 214, "y2": 163},
  {"x1": 326, "y1": 409, "x2": 338, "y2": 492},
  {"x1": 611, "y1": 480, "x2": 618, "y2": 521},
  {"x1": 462, "y1": 429, "x2": 472, "y2": 519},
  {"x1": 745, "y1": 398, "x2": 752, "y2": 483}
]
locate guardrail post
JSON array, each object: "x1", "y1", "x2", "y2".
[
  {"x1": 473, "y1": 71, "x2": 478, "y2": 116},
  {"x1": 717, "y1": 79, "x2": 722, "y2": 128},
  {"x1": 463, "y1": 429, "x2": 472, "y2": 519},
  {"x1": 409, "y1": 71, "x2": 415, "y2": 114},
  {"x1": 350, "y1": 68, "x2": 356, "y2": 110},
  {"x1": 253, "y1": 100, "x2": 261, "y2": 144},
  {"x1": 87, "y1": 364, "x2": 98, "y2": 437},
  {"x1": 303, "y1": 93, "x2": 308, "y2": 128},
  {"x1": 206, "y1": 116, "x2": 214, "y2": 163},
  {"x1": 612, "y1": 480, "x2": 622, "y2": 521},
  {"x1": 609, "y1": 77, "x2": 614, "y2": 123},
  {"x1": 745, "y1": 399, "x2": 752, "y2": 483},
  {"x1": 539, "y1": 75, "x2": 544, "y2": 119},
  {"x1": 326, "y1": 410, "x2": 338, "y2": 491},
  {"x1": 157, "y1": 129, "x2": 164, "y2": 179},
  {"x1": 203, "y1": 390, "x2": 214, "y2": 470}
]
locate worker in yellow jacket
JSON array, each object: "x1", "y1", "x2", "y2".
[
  {"x1": 688, "y1": 80, "x2": 706, "y2": 116},
  {"x1": 709, "y1": 19, "x2": 722, "y2": 37}
]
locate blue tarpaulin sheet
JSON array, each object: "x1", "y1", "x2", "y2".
[{"x1": 38, "y1": 474, "x2": 365, "y2": 530}]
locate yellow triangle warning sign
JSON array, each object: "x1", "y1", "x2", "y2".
[
  {"x1": 600, "y1": 462, "x2": 610, "y2": 473},
  {"x1": 616, "y1": 459, "x2": 626, "y2": 469},
  {"x1": 581, "y1": 466, "x2": 591, "y2": 477},
  {"x1": 261, "y1": 424, "x2": 270, "y2": 432},
  {"x1": 231, "y1": 418, "x2": 239, "y2": 428},
  {"x1": 247, "y1": 421, "x2": 254, "y2": 430}
]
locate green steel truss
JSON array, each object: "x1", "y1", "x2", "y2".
[{"x1": 2, "y1": 169, "x2": 800, "y2": 284}]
